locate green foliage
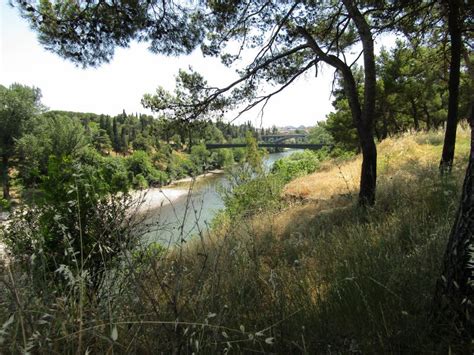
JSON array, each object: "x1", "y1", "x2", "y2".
[
  {"x1": 0, "y1": 83, "x2": 43, "y2": 157},
  {"x1": 190, "y1": 144, "x2": 210, "y2": 174},
  {"x1": 222, "y1": 173, "x2": 285, "y2": 219},
  {"x1": 133, "y1": 174, "x2": 148, "y2": 189},
  {"x1": 308, "y1": 121, "x2": 334, "y2": 145},
  {"x1": 2, "y1": 155, "x2": 140, "y2": 292},
  {"x1": 0, "y1": 197, "x2": 11, "y2": 211},
  {"x1": 16, "y1": 113, "x2": 88, "y2": 186},
  {"x1": 14, "y1": 0, "x2": 204, "y2": 67},
  {"x1": 0, "y1": 83, "x2": 43, "y2": 198},
  {"x1": 132, "y1": 133, "x2": 152, "y2": 152},
  {"x1": 78, "y1": 148, "x2": 130, "y2": 194},
  {"x1": 325, "y1": 98, "x2": 359, "y2": 152},
  {"x1": 376, "y1": 41, "x2": 450, "y2": 134},
  {"x1": 211, "y1": 148, "x2": 234, "y2": 168},
  {"x1": 126, "y1": 150, "x2": 168, "y2": 187},
  {"x1": 143, "y1": 69, "x2": 227, "y2": 124},
  {"x1": 244, "y1": 132, "x2": 262, "y2": 172},
  {"x1": 232, "y1": 147, "x2": 246, "y2": 162},
  {"x1": 272, "y1": 150, "x2": 320, "y2": 182},
  {"x1": 166, "y1": 152, "x2": 194, "y2": 180},
  {"x1": 92, "y1": 127, "x2": 113, "y2": 154}
]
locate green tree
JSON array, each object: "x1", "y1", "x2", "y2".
[
  {"x1": 212, "y1": 148, "x2": 234, "y2": 169},
  {"x1": 142, "y1": 69, "x2": 227, "y2": 152},
  {"x1": 13, "y1": 1, "x2": 390, "y2": 205},
  {"x1": 16, "y1": 112, "x2": 88, "y2": 186},
  {"x1": 377, "y1": 41, "x2": 449, "y2": 135},
  {"x1": 0, "y1": 83, "x2": 42, "y2": 199},
  {"x1": 391, "y1": 0, "x2": 470, "y2": 171},
  {"x1": 308, "y1": 122, "x2": 334, "y2": 146},
  {"x1": 244, "y1": 132, "x2": 262, "y2": 174},
  {"x1": 92, "y1": 128, "x2": 113, "y2": 155},
  {"x1": 126, "y1": 150, "x2": 167, "y2": 187},
  {"x1": 190, "y1": 143, "x2": 210, "y2": 174},
  {"x1": 112, "y1": 117, "x2": 121, "y2": 152}
]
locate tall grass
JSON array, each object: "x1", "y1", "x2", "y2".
[{"x1": 0, "y1": 129, "x2": 470, "y2": 353}]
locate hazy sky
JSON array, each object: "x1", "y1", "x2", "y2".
[{"x1": 1, "y1": 3, "x2": 394, "y2": 128}]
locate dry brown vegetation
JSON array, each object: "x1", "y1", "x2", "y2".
[{"x1": 1, "y1": 129, "x2": 471, "y2": 353}]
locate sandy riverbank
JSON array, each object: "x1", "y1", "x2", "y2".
[
  {"x1": 167, "y1": 169, "x2": 224, "y2": 185},
  {"x1": 132, "y1": 187, "x2": 189, "y2": 213},
  {"x1": 133, "y1": 169, "x2": 225, "y2": 213}
]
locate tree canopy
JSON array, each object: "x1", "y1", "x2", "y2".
[{"x1": 0, "y1": 83, "x2": 43, "y2": 198}]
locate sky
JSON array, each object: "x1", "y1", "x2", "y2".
[{"x1": 0, "y1": 3, "x2": 395, "y2": 128}]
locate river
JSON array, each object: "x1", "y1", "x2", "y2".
[{"x1": 142, "y1": 149, "x2": 300, "y2": 245}]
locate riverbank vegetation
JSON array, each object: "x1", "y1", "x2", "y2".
[
  {"x1": 1, "y1": 129, "x2": 470, "y2": 353},
  {"x1": 2, "y1": 0, "x2": 473, "y2": 353},
  {"x1": 0, "y1": 92, "x2": 276, "y2": 210}
]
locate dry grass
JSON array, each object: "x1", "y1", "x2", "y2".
[
  {"x1": 1, "y1": 128, "x2": 471, "y2": 353},
  {"x1": 283, "y1": 128, "x2": 470, "y2": 203}
]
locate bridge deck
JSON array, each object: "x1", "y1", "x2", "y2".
[{"x1": 206, "y1": 143, "x2": 330, "y2": 150}]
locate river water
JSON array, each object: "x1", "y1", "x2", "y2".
[{"x1": 142, "y1": 150, "x2": 300, "y2": 245}]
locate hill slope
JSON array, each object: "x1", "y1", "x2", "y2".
[
  {"x1": 180, "y1": 128, "x2": 471, "y2": 352},
  {"x1": 1, "y1": 129, "x2": 470, "y2": 353}
]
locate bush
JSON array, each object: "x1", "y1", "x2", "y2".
[
  {"x1": 0, "y1": 157, "x2": 148, "y2": 353},
  {"x1": 166, "y1": 151, "x2": 194, "y2": 180},
  {"x1": 2, "y1": 155, "x2": 142, "y2": 292},
  {"x1": 79, "y1": 148, "x2": 131, "y2": 193},
  {"x1": 222, "y1": 171, "x2": 285, "y2": 219},
  {"x1": 0, "y1": 198, "x2": 11, "y2": 211},
  {"x1": 126, "y1": 150, "x2": 168, "y2": 186},
  {"x1": 272, "y1": 150, "x2": 320, "y2": 182},
  {"x1": 210, "y1": 148, "x2": 234, "y2": 169},
  {"x1": 190, "y1": 144, "x2": 210, "y2": 174},
  {"x1": 133, "y1": 173, "x2": 149, "y2": 189},
  {"x1": 232, "y1": 147, "x2": 246, "y2": 162},
  {"x1": 126, "y1": 150, "x2": 156, "y2": 177}
]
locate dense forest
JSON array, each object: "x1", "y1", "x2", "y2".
[{"x1": 1, "y1": 0, "x2": 472, "y2": 353}]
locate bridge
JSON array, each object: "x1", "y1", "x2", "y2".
[
  {"x1": 206, "y1": 143, "x2": 331, "y2": 150},
  {"x1": 206, "y1": 132, "x2": 329, "y2": 150},
  {"x1": 260, "y1": 134, "x2": 307, "y2": 143}
]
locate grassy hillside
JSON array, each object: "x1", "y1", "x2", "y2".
[
  {"x1": 137, "y1": 128, "x2": 470, "y2": 353},
  {"x1": 1, "y1": 129, "x2": 470, "y2": 353}
]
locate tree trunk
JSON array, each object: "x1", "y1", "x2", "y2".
[
  {"x1": 432, "y1": 104, "x2": 474, "y2": 344},
  {"x1": 1, "y1": 154, "x2": 9, "y2": 200},
  {"x1": 423, "y1": 103, "x2": 432, "y2": 130},
  {"x1": 381, "y1": 111, "x2": 389, "y2": 139},
  {"x1": 343, "y1": 0, "x2": 377, "y2": 206},
  {"x1": 297, "y1": 1, "x2": 377, "y2": 206},
  {"x1": 440, "y1": 0, "x2": 462, "y2": 173},
  {"x1": 358, "y1": 126, "x2": 377, "y2": 205},
  {"x1": 411, "y1": 98, "x2": 420, "y2": 131}
]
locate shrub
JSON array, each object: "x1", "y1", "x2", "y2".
[
  {"x1": 166, "y1": 151, "x2": 194, "y2": 180},
  {"x1": 0, "y1": 198, "x2": 11, "y2": 211},
  {"x1": 126, "y1": 150, "x2": 168, "y2": 186},
  {"x1": 190, "y1": 144, "x2": 210, "y2": 174},
  {"x1": 272, "y1": 150, "x2": 320, "y2": 182},
  {"x1": 133, "y1": 173, "x2": 149, "y2": 189},
  {"x1": 126, "y1": 150, "x2": 156, "y2": 177},
  {"x1": 210, "y1": 148, "x2": 234, "y2": 169},
  {"x1": 79, "y1": 148, "x2": 131, "y2": 193},
  {"x1": 222, "y1": 171, "x2": 285, "y2": 219},
  {"x1": 2, "y1": 155, "x2": 142, "y2": 292},
  {"x1": 232, "y1": 147, "x2": 246, "y2": 162}
]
